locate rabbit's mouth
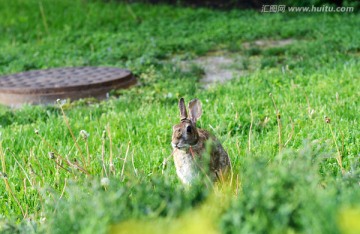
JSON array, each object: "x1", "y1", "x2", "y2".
[{"x1": 172, "y1": 142, "x2": 190, "y2": 149}]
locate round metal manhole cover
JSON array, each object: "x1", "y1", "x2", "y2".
[{"x1": 0, "y1": 67, "x2": 136, "y2": 107}]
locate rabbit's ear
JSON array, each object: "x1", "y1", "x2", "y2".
[
  {"x1": 188, "y1": 99, "x2": 202, "y2": 124},
  {"x1": 179, "y1": 98, "x2": 188, "y2": 120}
]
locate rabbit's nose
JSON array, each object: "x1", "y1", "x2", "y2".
[{"x1": 172, "y1": 142, "x2": 181, "y2": 149}]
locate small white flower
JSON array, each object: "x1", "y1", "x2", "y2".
[
  {"x1": 56, "y1": 99, "x2": 66, "y2": 106},
  {"x1": 101, "y1": 177, "x2": 110, "y2": 187},
  {"x1": 80, "y1": 130, "x2": 90, "y2": 140},
  {"x1": 48, "y1": 152, "x2": 55, "y2": 159}
]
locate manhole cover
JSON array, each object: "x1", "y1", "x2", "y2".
[{"x1": 0, "y1": 67, "x2": 136, "y2": 107}]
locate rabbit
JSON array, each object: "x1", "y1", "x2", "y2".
[{"x1": 171, "y1": 98, "x2": 230, "y2": 184}]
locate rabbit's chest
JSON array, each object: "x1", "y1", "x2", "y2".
[{"x1": 173, "y1": 150, "x2": 199, "y2": 184}]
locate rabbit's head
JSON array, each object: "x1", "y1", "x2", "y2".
[{"x1": 172, "y1": 98, "x2": 202, "y2": 149}]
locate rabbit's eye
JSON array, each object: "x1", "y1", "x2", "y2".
[{"x1": 186, "y1": 126, "x2": 192, "y2": 133}]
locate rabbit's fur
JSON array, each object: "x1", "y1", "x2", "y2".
[{"x1": 171, "y1": 98, "x2": 230, "y2": 184}]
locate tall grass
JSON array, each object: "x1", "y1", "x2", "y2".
[{"x1": 0, "y1": 0, "x2": 359, "y2": 233}]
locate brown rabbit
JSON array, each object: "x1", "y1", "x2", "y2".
[{"x1": 171, "y1": 98, "x2": 230, "y2": 184}]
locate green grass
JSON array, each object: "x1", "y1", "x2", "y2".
[{"x1": 0, "y1": 0, "x2": 360, "y2": 233}]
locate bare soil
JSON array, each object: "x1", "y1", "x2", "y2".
[{"x1": 173, "y1": 39, "x2": 295, "y2": 87}]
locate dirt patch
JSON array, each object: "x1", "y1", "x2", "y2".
[
  {"x1": 192, "y1": 55, "x2": 245, "y2": 87},
  {"x1": 174, "y1": 52, "x2": 246, "y2": 88},
  {"x1": 242, "y1": 38, "x2": 295, "y2": 49},
  {"x1": 173, "y1": 38, "x2": 295, "y2": 87}
]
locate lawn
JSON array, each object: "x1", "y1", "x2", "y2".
[{"x1": 0, "y1": 0, "x2": 359, "y2": 233}]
